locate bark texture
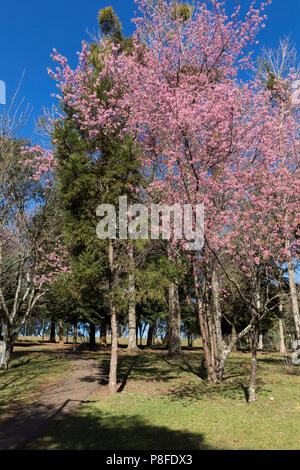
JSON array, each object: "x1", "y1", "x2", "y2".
[
  {"x1": 50, "y1": 319, "x2": 56, "y2": 343},
  {"x1": 58, "y1": 321, "x2": 64, "y2": 344},
  {"x1": 168, "y1": 283, "x2": 183, "y2": 358},
  {"x1": 278, "y1": 318, "x2": 286, "y2": 354},
  {"x1": 100, "y1": 317, "x2": 108, "y2": 347},
  {"x1": 287, "y1": 261, "x2": 300, "y2": 340},
  {"x1": 127, "y1": 245, "x2": 138, "y2": 352},
  {"x1": 249, "y1": 323, "x2": 259, "y2": 402},
  {"x1": 108, "y1": 240, "x2": 118, "y2": 395}
]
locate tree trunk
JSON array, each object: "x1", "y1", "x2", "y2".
[
  {"x1": 278, "y1": 318, "x2": 286, "y2": 354},
  {"x1": 72, "y1": 322, "x2": 78, "y2": 351},
  {"x1": 89, "y1": 323, "x2": 96, "y2": 347},
  {"x1": 163, "y1": 317, "x2": 170, "y2": 348},
  {"x1": 108, "y1": 240, "x2": 118, "y2": 395},
  {"x1": 42, "y1": 320, "x2": 45, "y2": 342},
  {"x1": 249, "y1": 323, "x2": 259, "y2": 403},
  {"x1": 100, "y1": 317, "x2": 108, "y2": 347},
  {"x1": 249, "y1": 280, "x2": 261, "y2": 403},
  {"x1": 278, "y1": 275, "x2": 286, "y2": 353},
  {"x1": 127, "y1": 245, "x2": 138, "y2": 351},
  {"x1": 50, "y1": 319, "x2": 56, "y2": 343},
  {"x1": 141, "y1": 322, "x2": 147, "y2": 346},
  {"x1": 231, "y1": 322, "x2": 238, "y2": 352},
  {"x1": 168, "y1": 283, "x2": 183, "y2": 358},
  {"x1": 58, "y1": 321, "x2": 64, "y2": 344},
  {"x1": 1, "y1": 330, "x2": 15, "y2": 370},
  {"x1": 137, "y1": 322, "x2": 143, "y2": 346},
  {"x1": 192, "y1": 261, "x2": 217, "y2": 383},
  {"x1": 211, "y1": 270, "x2": 224, "y2": 381},
  {"x1": 287, "y1": 260, "x2": 300, "y2": 340},
  {"x1": 147, "y1": 323, "x2": 156, "y2": 348},
  {"x1": 258, "y1": 333, "x2": 263, "y2": 351}
]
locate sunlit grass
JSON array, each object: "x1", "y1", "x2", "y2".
[
  {"x1": 0, "y1": 352, "x2": 73, "y2": 422},
  {"x1": 29, "y1": 350, "x2": 300, "y2": 450}
]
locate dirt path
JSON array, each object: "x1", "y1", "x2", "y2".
[{"x1": 0, "y1": 355, "x2": 104, "y2": 450}]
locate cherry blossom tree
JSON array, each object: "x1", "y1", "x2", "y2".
[
  {"x1": 47, "y1": 0, "x2": 299, "y2": 400},
  {"x1": 0, "y1": 123, "x2": 68, "y2": 368}
]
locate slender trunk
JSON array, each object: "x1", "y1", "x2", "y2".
[
  {"x1": 140, "y1": 324, "x2": 143, "y2": 346},
  {"x1": 183, "y1": 283, "x2": 195, "y2": 349},
  {"x1": 58, "y1": 321, "x2": 64, "y2": 344},
  {"x1": 163, "y1": 317, "x2": 170, "y2": 348},
  {"x1": 127, "y1": 245, "x2": 138, "y2": 351},
  {"x1": 249, "y1": 280, "x2": 261, "y2": 403},
  {"x1": 50, "y1": 319, "x2": 56, "y2": 343},
  {"x1": 258, "y1": 333, "x2": 263, "y2": 351},
  {"x1": 24, "y1": 322, "x2": 27, "y2": 338},
  {"x1": 100, "y1": 317, "x2": 108, "y2": 347},
  {"x1": 109, "y1": 305, "x2": 118, "y2": 394},
  {"x1": 89, "y1": 323, "x2": 96, "y2": 347},
  {"x1": 231, "y1": 322, "x2": 237, "y2": 352},
  {"x1": 287, "y1": 260, "x2": 300, "y2": 340},
  {"x1": 72, "y1": 322, "x2": 78, "y2": 351},
  {"x1": 142, "y1": 323, "x2": 147, "y2": 345},
  {"x1": 42, "y1": 319, "x2": 45, "y2": 342},
  {"x1": 278, "y1": 272, "x2": 286, "y2": 353},
  {"x1": 108, "y1": 240, "x2": 118, "y2": 395},
  {"x1": 212, "y1": 271, "x2": 223, "y2": 356},
  {"x1": 211, "y1": 270, "x2": 224, "y2": 381},
  {"x1": 193, "y1": 261, "x2": 217, "y2": 383},
  {"x1": 278, "y1": 318, "x2": 286, "y2": 354},
  {"x1": 249, "y1": 323, "x2": 259, "y2": 403},
  {"x1": 147, "y1": 323, "x2": 155, "y2": 348},
  {"x1": 168, "y1": 283, "x2": 183, "y2": 357},
  {"x1": 138, "y1": 322, "x2": 143, "y2": 346},
  {"x1": 206, "y1": 306, "x2": 216, "y2": 369}
]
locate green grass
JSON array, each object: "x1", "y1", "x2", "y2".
[
  {"x1": 28, "y1": 350, "x2": 300, "y2": 450},
  {"x1": 0, "y1": 352, "x2": 73, "y2": 422}
]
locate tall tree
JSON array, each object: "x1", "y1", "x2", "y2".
[{"x1": 50, "y1": 8, "x2": 144, "y2": 393}]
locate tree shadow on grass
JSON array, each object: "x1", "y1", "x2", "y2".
[
  {"x1": 14, "y1": 341, "x2": 44, "y2": 348},
  {"x1": 167, "y1": 377, "x2": 272, "y2": 404},
  {"x1": 117, "y1": 357, "x2": 137, "y2": 393},
  {"x1": 0, "y1": 353, "x2": 70, "y2": 419},
  {"x1": 99, "y1": 353, "x2": 179, "y2": 387},
  {"x1": 27, "y1": 409, "x2": 214, "y2": 450},
  {"x1": 162, "y1": 355, "x2": 208, "y2": 381}
]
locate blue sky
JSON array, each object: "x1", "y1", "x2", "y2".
[{"x1": 0, "y1": 0, "x2": 300, "y2": 142}]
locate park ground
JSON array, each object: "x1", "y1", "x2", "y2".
[{"x1": 0, "y1": 338, "x2": 299, "y2": 450}]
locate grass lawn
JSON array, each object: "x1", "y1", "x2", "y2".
[
  {"x1": 0, "y1": 351, "x2": 73, "y2": 422},
  {"x1": 28, "y1": 349, "x2": 300, "y2": 450}
]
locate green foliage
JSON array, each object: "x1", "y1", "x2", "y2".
[
  {"x1": 98, "y1": 6, "x2": 123, "y2": 44},
  {"x1": 52, "y1": 8, "x2": 144, "y2": 329},
  {"x1": 171, "y1": 2, "x2": 194, "y2": 22}
]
